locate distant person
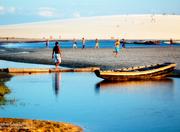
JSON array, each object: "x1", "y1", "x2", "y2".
[
  {"x1": 52, "y1": 41, "x2": 62, "y2": 69},
  {"x1": 150, "y1": 14, "x2": 156, "y2": 23},
  {"x1": 114, "y1": 39, "x2": 120, "y2": 57},
  {"x1": 46, "y1": 39, "x2": 49, "y2": 48},
  {"x1": 95, "y1": 38, "x2": 99, "y2": 48},
  {"x1": 170, "y1": 38, "x2": 173, "y2": 45},
  {"x1": 82, "y1": 37, "x2": 86, "y2": 49},
  {"x1": 122, "y1": 38, "x2": 126, "y2": 48},
  {"x1": 73, "y1": 38, "x2": 78, "y2": 48}
]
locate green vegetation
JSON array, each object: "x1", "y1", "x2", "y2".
[
  {"x1": 0, "y1": 83, "x2": 10, "y2": 97},
  {"x1": 0, "y1": 73, "x2": 12, "y2": 106},
  {"x1": 0, "y1": 73, "x2": 12, "y2": 82},
  {"x1": 0, "y1": 83, "x2": 11, "y2": 105}
]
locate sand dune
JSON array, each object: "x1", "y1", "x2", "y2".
[{"x1": 0, "y1": 14, "x2": 180, "y2": 40}]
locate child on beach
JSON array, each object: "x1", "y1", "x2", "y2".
[
  {"x1": 114, "y1": 39, "x2": 120, "y2": 57},
  {"x1": 52, "y1": 41, "x2": 62, "y2": 69},
  {"x1": 73, "y1": 39, "x2": 78, "y2": 48}
]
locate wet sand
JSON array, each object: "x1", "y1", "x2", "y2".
[
  {"x1": 0, "y1": 37, "x2": 44, "y2": 43},
  {"x1": 0, "y1": 47, "x2": 180, "y2": 70}
]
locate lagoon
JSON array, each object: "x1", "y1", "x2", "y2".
[
  {"x1": 0, "y1": 40, "x2": 180, "y2": 49},
  {"x1": 0, "y1": 60, "x2": 180, "y2": 132}
]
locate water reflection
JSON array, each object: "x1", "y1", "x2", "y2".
[
  {"x1": 95, "y1": 79, "x2": 174, "y2": 93},
  {"x1": 52, "y1": 73, "x2": 61, "y2": 96}
]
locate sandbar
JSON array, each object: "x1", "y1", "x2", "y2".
[{"x1": 0, "y1": 47, "x2": 179, "y2": 70}]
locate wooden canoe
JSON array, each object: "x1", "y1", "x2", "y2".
[{"x1": 94, "y1": 63, "x2": 176, "y2": 81}]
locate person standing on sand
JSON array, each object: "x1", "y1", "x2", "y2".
[
  {"x1": 170, "y1": 38, "x2": 173, "y2": 45},
  {"x1": 114, "y1": 39, "x2": 120, "y2": 57},
  {"x1": 122, "y1": 38, "x2": 126, "y2": 48},
  {"x1": 52, "y1": 41, "x2": 62, "y2": 69},
  {"x1": 82, "y1": 37, "x2": 86, "y2": 49},
  {"x1": 95, "y1": 38, "x2": 99, "y2": 48},
  {"x1": 46, "y1": 39, "x2": 49, "y2": 48},
  {"x1": 73, "y1": 38, "x2": 78, "y2": 48}
]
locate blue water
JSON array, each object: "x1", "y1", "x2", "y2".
[
  {"x1": 0, "y1": 40, "x2": 180, "y2": 49},
  {"x1": 0, "y1": 60, "x2": 54, "y2": 68},
  {"x1": 0, "y1": 60, "x2": 180, "y2": 132}
]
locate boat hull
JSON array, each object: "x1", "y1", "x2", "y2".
[{"x1": 95, "y1": 63, "x2": 176, "y2": 81}]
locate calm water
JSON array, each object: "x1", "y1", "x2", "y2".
[
  {"x1": 0, "y1": 40, "x2": 180, "y2": 49},
  {"x1": 0, "y1": 60, "x2": 180, "y2": 132}
]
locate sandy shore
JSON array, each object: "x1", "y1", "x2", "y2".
[
  {"x1": 0, "y1": 15, "x2": 180, "y2": 40},
  {"x1": 0, "y1": 37, "x2": 45, "y2": 43},
  {"x1": 0, "y1": 118, "x2": 82, "y2": 131},
  {"x1": 0, "y1": 47, "x2": 180, "y2": 70},
  {"x1": 0, "y1": 37, "x2": 62, "y2": 43}
]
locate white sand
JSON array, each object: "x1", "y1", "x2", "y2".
[{"x1": 0, "y1": 14, "x2": 180, "y2": 40}]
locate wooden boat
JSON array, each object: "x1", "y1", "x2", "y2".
[{"x1": 94, "y1": 63, "x2": 176, "y2": 81}]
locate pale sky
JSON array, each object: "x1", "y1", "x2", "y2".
[{"x1": 0, "y1": 0, "x2": 180, "y2": 25}]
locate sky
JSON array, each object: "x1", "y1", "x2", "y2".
[{"x1": 0, "y1": 0, "x2": 180, "y2": 25}]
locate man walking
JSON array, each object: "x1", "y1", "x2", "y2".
[{"x1": 52, "y1": 41, "x2": 62, "y2": 69}]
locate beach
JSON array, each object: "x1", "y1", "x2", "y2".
[
  {"x1": 0, "y1": 47, "x2": 180, "y2": 70},
  {"x1": 0, "y1": 118, "x2": 82, "y2": 132},
  {"x1": 1, "y1": 14, "x2": 180, "y2": 131},
  {"x1": 0, "y1": 15, "x2": 180, "y2": 40}
]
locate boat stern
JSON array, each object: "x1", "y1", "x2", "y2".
[{"x1": 94, "y1": 70, "x2": 101, "y2": 77}]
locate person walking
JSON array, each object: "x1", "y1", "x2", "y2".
[
  {"x1": 95, "y1": 38, "x2": 99, "y2": 48},
  {"x1": 52, "y1": 41, "x2": 62, "y2": 69},
  {"x1": 46, "y1": 39, "x2": 49, "y2": 48},
  {"x1": 82, "y1": 37, "x2": 86, "y2": 49},
  {"x1": 122, "y1": 38, "x2": 126, "y2": 48}
]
